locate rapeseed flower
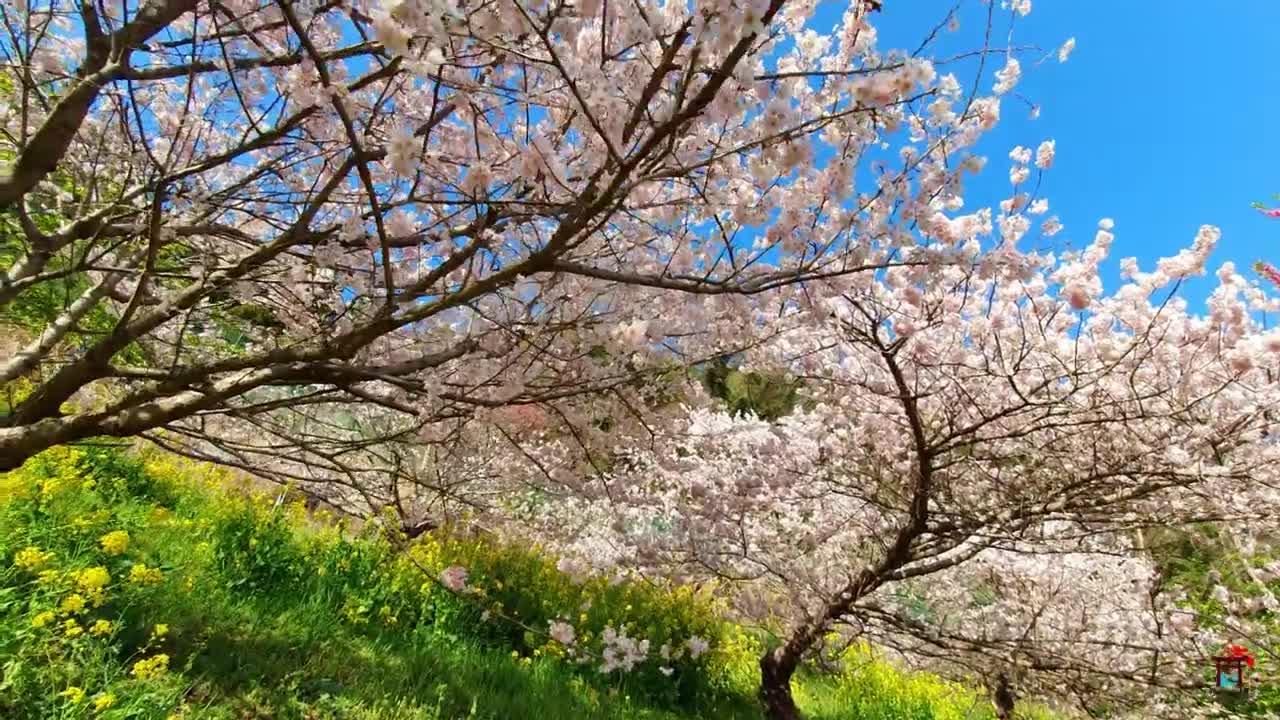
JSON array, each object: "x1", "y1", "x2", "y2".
[
  {"x1": 75, "y1": 566, "x2": 111, "y2": 605},
  {"x1": 132, "y1": 653, "x2": 170, "y2": 680},
  {"x1": 99, "y1": 530, "x2": 129, "y2": 555},
  {"x1": 59, "y1": 686, "x2": 86, "y2": 704},
  {"x1": 60, "y1": 593, "x2": 86, "y2": 614},
  {"x1": 129, "y1": 563, "x2": 164, "y2": 586},
  {"x1": 14, "y1": 546, "x2": 50, "y2": 572}
]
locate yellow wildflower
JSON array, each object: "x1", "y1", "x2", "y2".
[
  {"x1": 90, "y1": 619, "x2": 115, "y2": 637},
  {"x1": 59, "y1": 686, "x2": 86, "y2": 704},
  {"x1": 152, "y1": 623, "x2": 169, "y2": 638},
  {"x1": 32, "y1": 610, "x2": 56, "y2": 628},
  {"x1": 76, "y1": 566, "x2": 111, "y2": 605},
  {"x1": 99, "y1": 530, "x2": 129, "y2": 555},
  {"x1": 63, "y1": 619, "x2": 84, "y2": 638},
  {"x1": 92, "y1": 693, "x2": 116, "y2": 712},
  {"x1": 60, "y1": 593, "x2": 86, "y2": 614},
  {"x1": 131, "y1": 653, "x2": 170, "y2": 680},
  {"x1": 37, "y1": 569, "x2": 60, "y2": 585},
  {"x1": 81, "y1": 479, "x2": 97, "y2": 491},
  {"x1": 40, "y1": 477, "x2": 64, "y2": 498},
  {"x1": 129, "y1": 563, "x2": 164, "y2": 586},
  {"x1": 14, "y1": 546, "x2": 51, "y2": 572},
  {"x1": 72, "y1": 510, "x2": 110, "y2": 529}
]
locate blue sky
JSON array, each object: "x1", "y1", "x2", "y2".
[{"x1": 822, "y1": 0, "x2": 1280, "y2": 309}]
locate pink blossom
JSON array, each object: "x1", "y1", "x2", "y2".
[
  {"x1": 1057, "y1": 37, "x2": 1076, "y2": 62},
  {"x1": 440, "y1": 565, "x2": 468, "y2": 592},
  {"x1": 1035, "y1": 140, "x2": 1055, "y2": 169},
  {"x1": 548, "y1": 620, "x2": 576, "y2": 646},
  {"x1": 1064, "y1": 284, "x2": 1090, "y2": 311},
  {"x1": 993, "y1": 57, "x2": 1021, "y2": 95},
  {"x1": 686, "y1": 636, "x2": 710, "y2": 659}
]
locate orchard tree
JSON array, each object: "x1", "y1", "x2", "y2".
[
  {"x1": 544, "y1": 219, "x2": 1280, "y2": 718},
  {"x1": 0, "y1": 0, "x2": 1027, "y2": 472}
]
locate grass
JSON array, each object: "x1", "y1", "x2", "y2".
[{"x1": 1, "y1": 445, "x2": 1010, "y2": 719}]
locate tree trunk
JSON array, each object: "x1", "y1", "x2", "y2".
[
  {"x1": 760, "y1": 649, "x2": 803, "y2": 720},
  {"x1": 992, "y1": 672, "x2": 1016, "y2": 720}
]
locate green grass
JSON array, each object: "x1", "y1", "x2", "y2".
[{"x1": 1, "y1": 445, "x2": 1006, "y2": 719}]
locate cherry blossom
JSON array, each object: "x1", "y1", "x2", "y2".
[
  {"x1": 440, "y1": 565, "x2": 469, "y2": 593},
  {"x1": 1058, "y1": 37, "x2": 1077, "y2": 63}
]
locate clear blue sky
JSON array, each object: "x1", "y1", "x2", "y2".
[{"x1": 820, "y1": 0, "x2": 1280, "y2": 308}]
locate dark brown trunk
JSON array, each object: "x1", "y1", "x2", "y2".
[
  {"x1": 992, "y1": 672, "x2": 1016, "y2": 720},
  {"x1": 760, "y1": 650, "x2": 802, "y2": 720}
]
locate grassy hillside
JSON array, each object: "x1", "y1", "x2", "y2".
[{"x1": 1, "y1": 445, "x2": 1020, "y2": 719}]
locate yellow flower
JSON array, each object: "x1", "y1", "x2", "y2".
[
  {"x1": 152, "y1": 623, "x2": 169, "y2": 638},
  {"x1": 60, "y1": 593, "x2": 87, "y2": 614},
  {"x1": 81, "y1": 479, "x2": 97, "y2": 491},
  {"x1": 90, "y1": 619, "x2": 115, "y2": 637},
  {"x1": 63, "y1": 618, "x2": 84, "y2": 638},
  {"x1": 14, "y1": 546, "x2": 51, "y2": 572},
  {"x1": 32, "y1": 611, "x2": 55, "y2": 628},
  {"x1": 99, "y1": 530, "x2": 130, "y2": 555},
  {"x1": 128, "y1": 563, "x2": 164, "y2": 586},
  {"x1": 40, "y1": 477, "x2": 64, "y2": 498},
  {"x1": 76, "y1": 566, "x2": 111, "y2": 605},
  {"x1": 59, "y1": 686, "x2": 86, "y2": 704},
  {"x1": 92, "y1": 693, "x2": 116, "y2": 712},
  {"x1": 131, "y1": 653, "x2": 170, "y2": 680}
]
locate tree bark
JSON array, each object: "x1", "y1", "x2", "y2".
[
  {"x1": 760, "y1": 649, "x2": 803, "y2": 720},
  {"x1": 992, "y1": 672, "x2": 1016, "y2": 720}
]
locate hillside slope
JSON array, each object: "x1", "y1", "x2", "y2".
[{"x1": 1, "y1": 446, "x2": 1034, "y2": 720}]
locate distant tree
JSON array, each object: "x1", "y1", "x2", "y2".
[{"x1": 700, "y1": 355, "x2": 801, "y2": 421}]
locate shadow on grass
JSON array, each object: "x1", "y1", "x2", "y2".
[{"x1": 162, "y1": 600, "x2": 726, "y2": 720}]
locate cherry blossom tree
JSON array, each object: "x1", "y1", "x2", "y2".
[
  {"x1": 540, "y1": 219, "x2": 1280, "y2": 718},
  {"x1": 0, "y1": 0, "x2": 1018, "y2": 474}
]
